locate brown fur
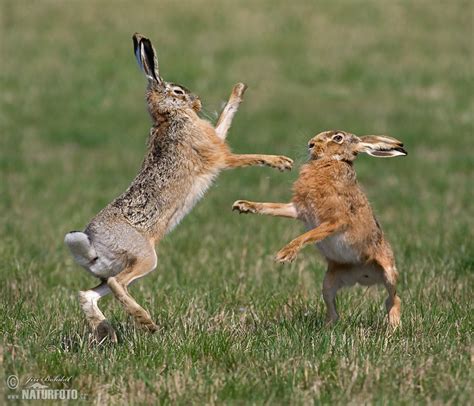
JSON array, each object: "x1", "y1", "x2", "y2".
[
  {"x1": 233, "y1": 130, "x2": 406, "y2": 327},
  {"x1": 65, "y1": 34, "x2": 293, "y2": 343}
]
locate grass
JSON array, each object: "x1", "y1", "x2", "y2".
[{"x1": 1, "y1": 0, "x2": 473, "y2": 403}]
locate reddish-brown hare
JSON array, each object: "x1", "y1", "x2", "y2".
[
  {"x1": 65, "y1": 34, "x2": 293, "y2": 343},
  {"x1": 233, "y1": 130, "x2": 406, "y2": 327}
]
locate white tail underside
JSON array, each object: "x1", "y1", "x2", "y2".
[{"x1": 64, "y1": 232, "x2": 97, "y2": 267}]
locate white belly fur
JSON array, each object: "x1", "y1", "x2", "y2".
[
  {"x1": 316, "y1": 233, "x2": 360, "y2": 264},
  {"x1": 302, "y1": 217, "x2": 359, "y2": 264},
  {"x1": 166, "y1": 170, "x2": 219, "y2": 233},
  {"x1": 302, "y1": 217, "x2": 382, "y2": 287}
]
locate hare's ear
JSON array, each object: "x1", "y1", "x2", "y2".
[
  {"x1": 132, "y1": 33, "x2": 163, "y2": 85},
  {"x1": 358, "y1": 135, "x2": 407, "y2": 158}
]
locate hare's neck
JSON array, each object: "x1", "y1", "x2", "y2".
[
  {"x1": 148, "y1": 114, "x2": 190, "y2": 142},
  {"x1": 304, "y1": 159, "x2": 357, "y2": 184},
  {"x1": 151, "y1": 112, "x2": 170, "y2": 128},
  {"x1": 150, "y1": 106, "x2": 198, "y2": 127}
]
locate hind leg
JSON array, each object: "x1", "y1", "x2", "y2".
[
  {"x1": 376, "y1": 257, "x2": 401, "y2": 327},
  {"x1": 78, "y1": 282, "x2": 117, "y2": 343},
  {"x1": 107, "y1": 252, "x2": 158, "y2": 332},
  {"x1": 384, "y1": 271, "x2": 401, "y2": 328},
  {"x1": 322, "y1": 263, "x2": 343, "y2": 324}
]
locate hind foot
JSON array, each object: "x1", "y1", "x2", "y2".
[
  {"x1": 95, "y1": 319, "x2": 118, "y2": 343},
  {"x1": 386, "y1": 295, "x2": 401, "y2": 328}
]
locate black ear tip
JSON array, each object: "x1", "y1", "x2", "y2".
[
  {"x1": 132, "y1": 33, "x2": 145, "y2": 51},
  {"x1": 132, "y1": 33, "x2": 149, "y2": 49},
  {"x1": 395, "y1": 147, "x2": 408, "y2": 156}
]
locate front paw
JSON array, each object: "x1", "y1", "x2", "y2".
[
  {"x1": 271, "y1": 156, "x2": 293, "y2": 172},
  {"x1": 232, "y1": 200, "x2": 257, "y2": 214},
  {"x1": 275, "y1": 244, "x2": 299, "y2": 263},
  {"x1": 232, "y1": 82, "x2": 248, "y2": 99},
  {"x1": 143, "y1": 320, "x2": 159, "y2": 333}
]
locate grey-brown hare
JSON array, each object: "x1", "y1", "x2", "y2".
[
  {"x1": 233, "y1": 130, "x2": 406, "y2": 327},
  {"x1": 65, "y1": 33, "x2": 293, "y2": 343}
]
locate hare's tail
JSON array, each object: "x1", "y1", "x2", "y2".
[{"x1": 64, "y1": 231, "x2": 98, "y2": 267}]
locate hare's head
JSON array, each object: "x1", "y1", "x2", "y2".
[
  {"x1": 133, "y1": 33, "x2": 202, "y2": 120},
  {"x1": 307, "y1": 130, "x2": 407, "y2": 162}
]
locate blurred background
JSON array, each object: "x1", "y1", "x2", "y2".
[{"x1": 1, "y1": 0, "x2": 472, "y2": 403}]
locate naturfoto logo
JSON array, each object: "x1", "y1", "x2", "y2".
[{"x1": 6, "y1": 375, "x2": 85, "y2": 401}]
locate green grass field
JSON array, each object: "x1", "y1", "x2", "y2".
[{"x1": 1, "y1": 0, "x2": 473, "y2": 403}]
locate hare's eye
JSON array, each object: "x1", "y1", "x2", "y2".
[
  {"x1": 332, "y1": 134, "x2": 343, "y2": 143},
  {"x1": 308, "y1": 142, "x2": 315, "y2": 149},
  {"x1": 173, "y1": 88, "x2": 184, "y2": 95}
]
